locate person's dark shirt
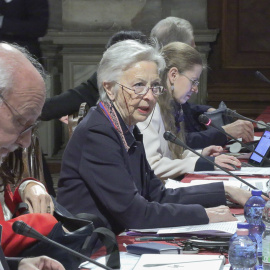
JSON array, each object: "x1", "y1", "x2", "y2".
[
  {"x1": 41, "y1": 72, "x2": 99, "y2": 121},
  {"x1": 182, "y1": 102, "x2": 228, "y2": 149},
  {"x1": 0, "y1": 0, "x2": 49, "y2": 59}
]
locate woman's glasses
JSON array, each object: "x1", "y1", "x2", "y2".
[
  {"x1": 115, "y1": 82, "x2": 165, "y2": 96},
  {"x1": 179, "y1": 73, "x2": 200, "y2": 88}
]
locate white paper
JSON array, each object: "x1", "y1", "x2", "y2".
[
  {"x1": 133, "y1": 254, "x2": 225, "y2": 270},
  {"x1": 165, "y1": 178, "x2": 269, "y2": 192},
  {"x1": 157, "y1": 221, "x2": 238, "y2": 235},
  {"x1": 80, "y1": 252, "x2": 140, "y2": 269},
  {"x1": 193, "y1": 167, "x2": 270, "y2": 176}
]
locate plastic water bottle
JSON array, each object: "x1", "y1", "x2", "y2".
[
  {"x1": 262, "y1": 185, "x2": 270, "y2": 269},
  {"x1": 229, "y1": 228, "x2": 257, "y2": 270},
  {"x1": 244, "y1": 190, "x2": 266, "y2": 269},
  {"x1": 230, "y1": 222, "x2": 256, "y2": 245}
]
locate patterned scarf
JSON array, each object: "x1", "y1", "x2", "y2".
[{"x1": 99, "y1": 101, "x2": 130, "y2": 152}]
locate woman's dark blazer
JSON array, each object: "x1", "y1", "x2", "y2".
[{"x1": 57, "y1": 105, "x2": 227, "y2": 235}]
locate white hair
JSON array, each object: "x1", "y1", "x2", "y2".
[
  {"x1": 0, "y1": 42, "x2": 46, "y2": 103},
  {"x1": 97, "y1": 40, "x2": 166, "y2": 102},
  {"x1": 150, "y1": 17, "x2": 194, "y2": 47}
]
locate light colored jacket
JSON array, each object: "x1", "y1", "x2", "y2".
[{"x1": 137, "y1": 104, "x2": 202, "y2": 180}]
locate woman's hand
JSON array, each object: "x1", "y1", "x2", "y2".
[
  {"x1": 206, "y1": 205, "x2": 237, "y2": 223},
  {"x1": 22, "y1": 183, "x2": 54, "y2": 214},
  {"x1": 201, "y1": 145, "x2": 223, "y2": 157},
  {"x1": 214, "y1": 154, "x2": 241, "y2": 171}
]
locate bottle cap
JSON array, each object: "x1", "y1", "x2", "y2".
[
  {"x1": 237, "y1": 222, "x2": 249, "y2": 229},
  {"x1": 236, "y1": 229, "x2": 249, "y2": 236},
  {"x1": 251, "y1": 190, "x2": 262, "y2": 196}
]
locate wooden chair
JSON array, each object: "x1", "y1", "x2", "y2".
[{"x1": 68, "y1": 102, "x2": 89, "y2": 138}]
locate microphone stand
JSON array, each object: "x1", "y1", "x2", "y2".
[
  {"x1": 163, "y1": 131, "x2": 268, "y2": 197},
  {"x1": 255, "y1": 71, "x2": 270, "y2": 84}
]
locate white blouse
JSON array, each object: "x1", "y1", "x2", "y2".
[{"x1": 137, "y1": 104, "x2": 202, "y2": 180}]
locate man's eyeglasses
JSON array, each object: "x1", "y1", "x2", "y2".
[
  {"x1": 179, "y1": 73, "x2": 200, "y2": 88},
  {"x1": 0, "y1": 93, "x2": 40, "y2": 137},
  {"x1": 115, "y1": 82, "x2": 165, "y2": 96}
]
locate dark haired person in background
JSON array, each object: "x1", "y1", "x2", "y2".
[{"x1": 40, "y1": 30, "x2": 148, "y2": 121}]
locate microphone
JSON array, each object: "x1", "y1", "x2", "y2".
[
  {"x1": 225, "y1": 108, "x2": 270, "y2": 130},
  {"x1": 198, "y1": 114, "x2": 261, "y2": 156},
  {"x1": 255, "y1": 71, "x2": 270, "y2": 84},
  {"x1": 163, "y1": 131, "x2": 268, "y2": 197},
  {"x1": 12, "y1": 221, "x2": 114, "y2": 270}
]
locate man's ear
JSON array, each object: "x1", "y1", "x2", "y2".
[
  {"x1": 103, "y1": 82, "x2": 116, "y2": 101},
  {"x1": 167, "y1": 67, "x2": 179, "y2": 84}
]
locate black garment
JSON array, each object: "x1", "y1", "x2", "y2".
[
  {"x1": 41, "y1": 72, "x2": 99, "y2": 121},
  {"x1": 182, "y1": 102, "x2": 228, "y2": 149},
  {"x1": 0, "y1": 0, "x2": 49, "y2": 60},
  {"x1": 19, "y1": 222, "x2": 94, "y2": 270},
  {"x1": 7, "y1": 257, "x2": 21, "y2": 270}
]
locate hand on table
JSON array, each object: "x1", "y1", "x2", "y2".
[
  {"x1": 201, "y1": 145, "x2": 223, "y2": 157},
  {"x1": 222, "y1": 120, "x2": 254, "y2": 142},
  {"x1": 214, "y1": 155, "x2": 241, "y2": 171},
  {"x1": 22, "y1": 183, "x2": 54, "y2": 214},
  {"x1": 224, "y1": 184, "x2": 252, "y2": 206},
  {"x1": 206, "y1": 205, "x2": 237, "y2": 223},
  {"x1": 18, "y1": 256, "x2": 65, "y2": 270}
]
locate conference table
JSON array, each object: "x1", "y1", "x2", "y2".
[{"x1": 88, "y1": 106, "x2": 270, "y2": 268}]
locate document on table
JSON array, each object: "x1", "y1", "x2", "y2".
[
  {"x1": 156, "y1": 221, "x2": 237, "y2": 236},
  {"x1": 133, "y1": 254, "x2": 225, "y2": 270},
  {"x1": 193, "y1": 167, "x2": 270, "y2": 176},
  {"x1": 80, "y1": 252, "x2": 140, "y2": 270},
  {"x1": 165, "y1": 178, "x2": 269, "y2": 192},
  {"x1": 130, "y1": 220, "x2": 238, "y2": 237}
]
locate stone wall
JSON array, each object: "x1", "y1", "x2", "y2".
[{"x1": 40, "y1": 0, "x2": 218, "y2": 156}]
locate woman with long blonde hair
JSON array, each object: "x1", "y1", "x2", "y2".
[{"x1": 138, "y1": 42, "x2": 241, "y2": 180}]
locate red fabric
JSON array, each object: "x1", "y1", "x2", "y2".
[
  {"x1": 0, "y1": 178, "x2": 58, "y2": 256},
  {"x1": 1, "y1": 213, "x2": 57, "y2": 256}
]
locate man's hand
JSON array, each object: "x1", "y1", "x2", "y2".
[
  {"x1": 223, "y1": 120, "x2": 254, "y2": 142},
  {"x1": 223, "y1": 184, "x2": 253, "y2": 206},
  {"x1": 206, "y1": 205, "x2": 237, "y2": 223},
  {"x1": 22, "y1": 183, "x2": 54, "y2": 214},
  {"x1": 59, "y1": 115, "x2": 68, "y2": 124},
  {"x1": 18, "y1": 256, "x2": 65, "y2": 270}
]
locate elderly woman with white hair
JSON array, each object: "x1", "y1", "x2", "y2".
[{"x1": 57, "y1": 40, "x2": 251, "y2": 234}]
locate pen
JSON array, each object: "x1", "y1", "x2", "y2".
[{"x1": 135, "y1": 236, "x2": 180, "y2": 241}]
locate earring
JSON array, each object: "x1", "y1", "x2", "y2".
[{"x1": 171, "y1": 84, "x2": 174, "y2": 91}]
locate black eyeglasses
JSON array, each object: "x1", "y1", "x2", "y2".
[
  {"x1": 179, "y1": 73, "x2": 200, "y2": 88},
  {"x1": 0, "y1": 93, "x2": 40, "y2": 137},
  {"x1": 115, "y1": 82, "x2": 165, "y2": 96}
]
